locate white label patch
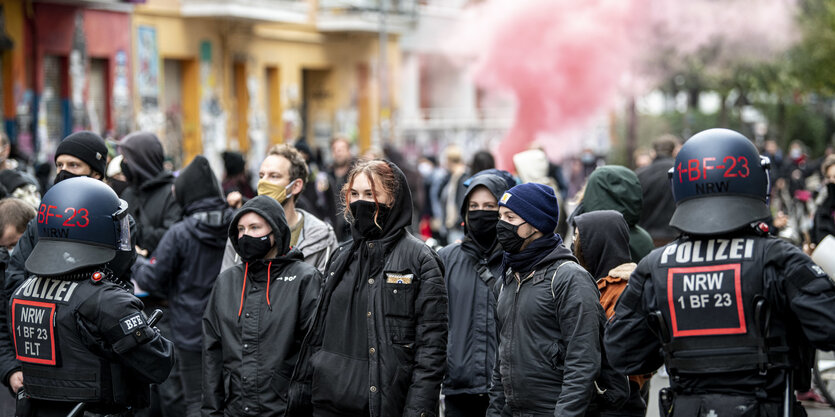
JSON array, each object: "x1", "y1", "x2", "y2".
[{"x1": 500, "y1": 193, "x2": 512, "y2": 204}]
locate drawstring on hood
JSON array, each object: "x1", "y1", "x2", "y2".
[
  {"x1": 237, "y1": 261, "x2": 275, "y2": 319},
  {"x1": 238, "y1": 263, "x2": 249, "y2": 318}
]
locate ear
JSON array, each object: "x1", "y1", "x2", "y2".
[
  {"x1": 291, "y1": 178, "x2": 304, "y2": 195},
  {"x1": 90, "y1": 171, "x2": 103, "y2": 180}
]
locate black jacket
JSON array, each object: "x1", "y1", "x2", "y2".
[
  {"x1": 488, "y1": 245, "x2": 604, "y2": 417},
  {"x1": 287, "y1": 161, "x2": 448, "y2": 417},
  {"x1": 439, "y1": 240, "x2": 501, "y2": 396},
  {"x1": 636, "y1": 157, "x2": 678, "y2": 244},
  {"x1": 203, "y1": 196, "x2": 322, "y2": 417},
  {"x1": 132, "y1": 196, "x2": 232, "y2": 352},
  {"x1": 2, "y1": 214, "x2": 137, "y2": 390},
  {"x1": 605, "y1": 233, "x2": 835, "y2": 397},
  {"x1": 122, "y1": 171, "x2": 182, "y2": 254},
  {"x1": 812, "y1": 185, "x2": 835, "y2": 245},
  {"x1": 437, "y1": 173, "x2": 508, "y2": 396},
  {"x1": 11, "y1": 274, "x2": 174, "y2": 414}
]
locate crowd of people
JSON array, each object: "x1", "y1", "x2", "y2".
[{"x1": 0, "y1": 127, "x2": 832, "y2": 417}]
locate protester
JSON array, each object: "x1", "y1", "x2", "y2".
[
  {"x1": 132, "y1": 156, "x2": 233, "y2": 417},
  {"x1": 571, "y1": 165, "x2": 654, "y2": 262},
  {"x1": 573, "y1": 210, "x2": 648, "y2": 416},
  {"x1": 0, "y1": 170, "x2": 39, "y2": 209},
  {"x1": 203, "y1": 196, "x2": 321, "y2": 417},
  {"x1": 220, "y1": 144, "x2": 338, "y2": 275},
  {"x1": 118, "y1": 131, "x2": 184, "y2": 417},
  {"x1": 438, "y1": 170, "x2": 514, "y2": 417},
  {"x1": 441, "y1": 145, "x2": 468, "y2": 244},
  {"x1": 811, "y1": 154, "x2": 835, "y2": 246},
  {"x1": 326, "y1": 135, "x2": 356, "y2": 241},
  {"x1": 636, "y1": 134, "x2": 680, "y2": 247},
  {"x1": 487, "y1": 182, "x2": 604, "y2": 417},
  {"x1": 107, "y1": 154, "x2": 130, "y2": 196},
  {"x1": 0, "y1": 198, "x2": 35, "y2": 409},
  {"x1": 119, "y1": 131, "x2": 183, "y2": 255},
  {"x1": 222, "y1": 150, "x2": 255, "y2": 207},
  {"x1": 286, "y1": 159, "x2": 447, "y2": 417}
]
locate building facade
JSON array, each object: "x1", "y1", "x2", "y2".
[{"x1": 0, "y1": 0, "x2": 409, "y2": 175}]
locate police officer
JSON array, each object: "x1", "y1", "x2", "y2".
[
  {"x1": 11, "y1": 177, "x2": 174, "y2": 416},
  {"x1": 605, "y1": 128, "x2": 835, "y2": 416}
]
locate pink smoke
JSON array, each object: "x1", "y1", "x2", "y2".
[
  {"x1": 451, "y1": 0, "x2": 798, "y2": 171},
  {"x1": 463, "y1": 0, "x2": 642, "y2": 170}
]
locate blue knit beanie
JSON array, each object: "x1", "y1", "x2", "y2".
[{"x1": 499, "y1": 182, "x2": 558, "y2": 234}]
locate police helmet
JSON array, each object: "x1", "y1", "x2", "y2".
[
  {"x1": 26, "y1": 177, "x2": 130, "y2": 276},
  {"x1": 669, "y1": 128, "x2": 770, "y2": 235}
]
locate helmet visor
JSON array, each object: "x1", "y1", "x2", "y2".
[{"x1": 113, "y1": 199, "x2": 131, "y2": 252}]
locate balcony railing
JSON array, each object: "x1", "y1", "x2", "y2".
[
  {"x1": 317, "y1": 0, "x2": 417, "y2": 33},
  {"x1": 180, "y1": 0, "x2": 309, "y2": 24}
]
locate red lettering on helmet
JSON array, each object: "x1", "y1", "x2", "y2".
[
  {"x1": 37, "y1": 204, "x2": 47, "y2": 224},
  {"x1": 688, "y1": 159, "x2": 700, "y2": 181},
  {"x1": 703, "y1": 157, "x2": 716, "y2": 173},
  {"x1": 723, "y1": 156, "x2": 738, "y2": 178}
]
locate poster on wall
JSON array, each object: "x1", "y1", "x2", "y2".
[
  {"x1": 136, "y1": 25, "x2": 162, "y2": 132},
  {"x1": 137, "y1": 25, "x2": 159, "y2": 104}
]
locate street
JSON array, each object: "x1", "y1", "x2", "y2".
[{"x1": 646, "y1": 373, "x2": 835, "y2": 417}]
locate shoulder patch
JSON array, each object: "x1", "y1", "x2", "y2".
[
  {"x1": 119, "y1": 312, "x2": 146, "y2": 335},
  {"x1": 808, "y1": 264, "x2": 827, "y2": 278}
]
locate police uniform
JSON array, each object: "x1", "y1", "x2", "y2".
[
  {"x1": 11, "y1": 177, "x2": 174, "y2": 417},
  {"x1": 604, "y1": 129, "x2": 835, "y2": 416}
]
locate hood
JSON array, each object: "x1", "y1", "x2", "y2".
[
  {"x1": 576, "y1": 165, "x2": 643, "y2": 226},
  {"x1": 174, "y1": 155, "x2": 223, "y2": 208},
  {"x1": 459, "y1": 171, "x2": 514, "y2": 234},
  {"x1": 184, "y1": 197, "x2": 233, "y2": 248},
  {"x1": 229, "y1": 195, "x2": 291, "y2": 257},
  {"x1": 574, "y1": 210, "x2": 631, "y2": 280},
  {"x1": 513, "y1": 149, "x2": 550, "y2": 184},
  {"x1": 119, "y1": 132, "x2": 165, "y2": 186},
  {"x1": 349, "y1": 160, "x2": 413, "y2": 241}
]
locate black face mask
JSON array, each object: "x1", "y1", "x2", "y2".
[
  {"x1": 496, "y1": 220, "x2": 535, "y2": 254},
  {"x1": 467, "y1": 210, "x2": 499, "y2": 250},
  {"x1": 827, "y1": 183, "x2": 835, "y2": 199},
  {"x1": 109, "y1": 179, "x2": 130, "y2": 196},
  {"x1": 350, "y1": 200, "x2": 391, "y2": 239},
  {"x1": 121, "y1": 160, "x2": 138, "y2": 186},
  {"x1": 238, "y1": 234, "x2": 274, "y2": 261},
  {"x1": 54, "y1": 170, "x2": 82, "y2": 184}
]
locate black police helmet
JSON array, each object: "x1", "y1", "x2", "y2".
[
  {"x1": 669, "y1": 128, "x2": 771, "y2": 235},
  {"x1": 26, "y1": 177, "x2": 130, "y2": 276}
]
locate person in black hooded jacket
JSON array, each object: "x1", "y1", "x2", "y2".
[
  {"x1": 118, "y1": 132, "x2": 183, "y2": 254},
  {"x1": 286, "y1": 159, "x2": 448, "y2": 417},
  {"x1": 487, "y1": 182, "x2": 604, "y2": 417},
  {"x1": 203, "y1": 195, "x2": 321, "y2": 417},
  {"x1": 132, "y1": 155, "x2": 233, "y2": 417},
  {"x1": 573, "y1": 210, "x2": 647, "y2": 417},
  {"x1": 438, "y1": 170, "x2": 515, "y2": 417}
]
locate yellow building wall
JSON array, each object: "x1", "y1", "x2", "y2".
[{"x1": 131, "y1": 0, "x2": 403, "y2": 159}]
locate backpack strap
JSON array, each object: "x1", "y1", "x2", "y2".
[{"x1": 550, "y1": 259, "x2": 578, "y2": 300}]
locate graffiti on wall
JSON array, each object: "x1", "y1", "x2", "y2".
[
  {"x1": 113, "y1": 50, "x2": 131, "y2": 137},
  {"x1": 70, "y1": 12, "x2": 87, "y2": 132},
  {"x1": 199, "y1": 40, "x2": 227, "y2": 177},
  {"x1": 247, "y1": 74, "x2": 267, "y2": 171}
]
